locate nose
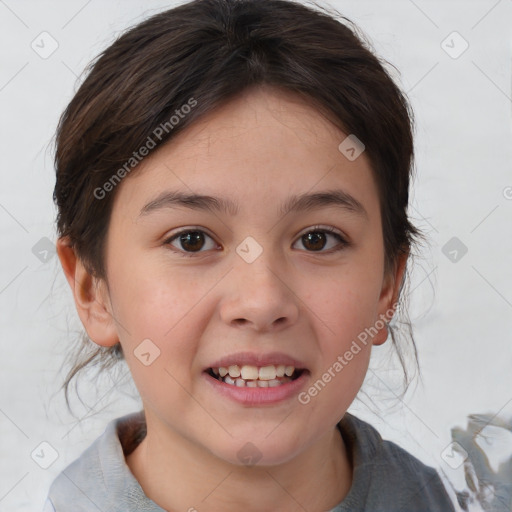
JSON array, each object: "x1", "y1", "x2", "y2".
[{"x1": 219, "y1": 248, "x2": 300, "y2": 333}]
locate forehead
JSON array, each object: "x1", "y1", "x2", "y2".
[
  {"x1": 163, "y1": 86, "x2": 347, "y2": 159},
  {"x1": 112, "y1": 86, "x2": 379, "y2": 219}
]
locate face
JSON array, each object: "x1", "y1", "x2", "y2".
[{"x1": 68, "y1": 86, "x2": 404, "y2": 466}]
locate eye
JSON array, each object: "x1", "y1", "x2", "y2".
[
  {"x1": 293, "y1": 226, "x2": 349, "y2": 253},
  {"x1": 164, "y1": 228, "x2": 218, "y2": 256},
  {"x1": 164, "y1": 226, "x2": 349, "y2": 257}
]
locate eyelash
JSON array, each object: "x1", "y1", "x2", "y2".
[{"x1": 163, "y1": 225, "x2": 349, "y2": 258}]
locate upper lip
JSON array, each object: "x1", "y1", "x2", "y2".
[{"x1": 205, "y1": 351, "x2": 308, "y2": 371}]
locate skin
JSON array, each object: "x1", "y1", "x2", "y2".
[{"x1": 57, "y1": 85, "x2": 408, "y2": 512}]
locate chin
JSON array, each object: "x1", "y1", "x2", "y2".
[{"x1": 207, "y1": 432, "x2": 306, "y2": 468}]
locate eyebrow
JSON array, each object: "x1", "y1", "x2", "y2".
[{"x1": 138, "y1": 188, "x2": 368, "y2": 219}]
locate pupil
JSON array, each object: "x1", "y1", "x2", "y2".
[
  {"x1": 181, "y1": 231, "x2": 204, "y2": 251},
  {"x1": 304, "y1": 232, "x2": 325, "y2": 251}
]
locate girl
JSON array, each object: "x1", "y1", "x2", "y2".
[{"x1": 45, "y1": 0, "x2": 457, "y2": 510}]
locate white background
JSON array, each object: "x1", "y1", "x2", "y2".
[{"x1": 1, "y1": 0, "x2": 511, "y2": 510}]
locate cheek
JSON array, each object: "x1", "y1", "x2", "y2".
[
  {"x1": 116, "y1": 273, "x2": 209, "y2": 407},
  {"x1": 302, "y1": 281, "x2": 376, "y2": 416},
  {"x1": 109, "y1": 250, "x2": 204, "y2": 335},
  {"x1": 304, "y1": 264, "x2": 383, "y2": 340},
  {"x1": 297, "y1": 266, "x2": 382, "y2": 406},
  {"x1": 108, "y1": 259, "x2": 212, "y2": 383}
]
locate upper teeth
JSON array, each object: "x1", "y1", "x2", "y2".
[{"x1": 214, "y1": 364, "x2": 295, "y2": 380}]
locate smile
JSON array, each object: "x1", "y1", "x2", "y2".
[
  {"x1": 208, "y1": 364, "x2": 302, "y2": 388},
  {"x1": 207, "y1": 364, "x2": 304, "y2": 387}
]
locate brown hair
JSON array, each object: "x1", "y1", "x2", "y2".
[{"x1": 53, "y1": 0, "x2": 422, "y2": 411}]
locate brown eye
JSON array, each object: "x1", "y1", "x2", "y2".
[
  {"x1": 302, "y1": 231, "x2": 327, "y2": 251},
  {"x1": 293, "y1": 227, "x2": 348, "y2": 253},
  {"x1": 165, "y1": 229, "x2": 217, "y2": 256},
  {"x1": 178, "y1": 231, "x2": 205, "y2": 251}
]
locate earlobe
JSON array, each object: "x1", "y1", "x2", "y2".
[
  {"x1": 56, "y1": 237, "x2": 119, "y2": 347},
  {"x1": 373, "y1": 251, "x2": 409, "y2": 346}
]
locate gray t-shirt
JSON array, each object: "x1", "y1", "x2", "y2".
[{"x1": 43, "y1": 410, "x2": 456, "y2": 511}]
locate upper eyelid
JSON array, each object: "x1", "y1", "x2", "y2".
[
  {"x1": 166, "y1": 225, "x2": 345, "y2": 238},
  {"x1": 165, "y1": 226, "x2": 217, "y2": 243}
]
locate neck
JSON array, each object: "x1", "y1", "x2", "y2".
[{"x1": 126, "y1": 413, "x2": 352, "y2": 512}]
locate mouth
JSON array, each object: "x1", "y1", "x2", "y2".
[{"x1": 205, "y1": 364, "x2": 307, "y2": 388}]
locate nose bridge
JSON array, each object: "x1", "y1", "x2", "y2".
[
  {"x1": 219, "y1": 236, "x2": 299, "y2": 331},
  {"x1": 234, "y1": 237, "x2": 287, "y2": 301}
]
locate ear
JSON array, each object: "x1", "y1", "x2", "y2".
[
  {"x1": 56, "y1": 237, "x2": 119, "y2": 347},
  {"x1": 372, "y1": 250, "x2": 409, "y2": 346}
]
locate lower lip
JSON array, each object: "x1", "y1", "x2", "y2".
[{"x1": 202, "y1": 371, "x2": 310, "y2": 406}]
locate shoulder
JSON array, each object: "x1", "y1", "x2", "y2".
[
  {"x1": 43, "y1": 416, "x2": 117, "y2": 511},
  {"x1": 43, "y1": 410, "x2": 161, "y2": 512},
  {"x1": 335, "y1": 413, "x2": 457, "y2": 512}
]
